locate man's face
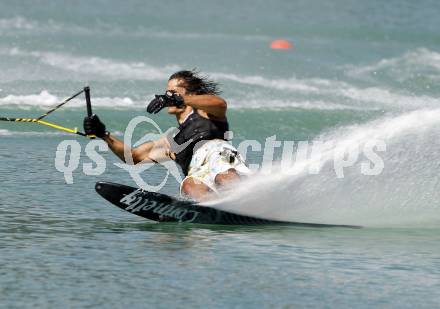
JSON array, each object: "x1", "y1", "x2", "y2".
[{"x1": 166, "y1": 79, "x2": 187, "y2": 114}]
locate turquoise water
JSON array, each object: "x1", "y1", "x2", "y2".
[{"x1": 1, "y1": 0, "x2": 440, "y2": 307}]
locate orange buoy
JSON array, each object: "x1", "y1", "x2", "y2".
[{"x1": 270, "y1": 39, "x2": 293, "y2": 50}]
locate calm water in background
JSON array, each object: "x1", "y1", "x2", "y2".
[{"x1": 1, "y1": 0, "x2": 440, "y2": 307}]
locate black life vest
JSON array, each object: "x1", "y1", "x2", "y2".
[{"x1": 170, "y1": 111, "x2": 229, "y2": 175}]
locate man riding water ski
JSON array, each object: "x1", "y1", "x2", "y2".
[{"x1": 84, "y1": 70, "x2": 250, "y2": 201}]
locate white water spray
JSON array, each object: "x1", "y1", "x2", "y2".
[{"x1": 208, "y1": 109, "x2": 440, "y2": 228}]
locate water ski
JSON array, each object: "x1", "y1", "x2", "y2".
[{"x1": 95, "y1": 181, "x2": 357, "y2": 227}]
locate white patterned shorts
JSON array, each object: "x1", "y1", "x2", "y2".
[{"x1": 180, "y1": 139, "x2": 251, "y2": 194}]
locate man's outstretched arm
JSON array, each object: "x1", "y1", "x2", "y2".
[
  {"x1": 84, "y1": 114, "x2": 171, "y2": 164},
  {"x1": 104, "y1": 134, "x2": 171, "y2": 164}
]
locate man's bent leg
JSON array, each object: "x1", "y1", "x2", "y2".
[
  {"x1": 181, "y1": 177, "x2": 214, "y2": 202},
  {"x1": 214, "y1": 168, "x2": 241, "y2": 188}
]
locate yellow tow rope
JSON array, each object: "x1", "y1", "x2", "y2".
[{"x1": 0, "y1": 87, "x2": 95, "y2": 138}]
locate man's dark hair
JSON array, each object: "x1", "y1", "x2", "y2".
[{"x1": 169, "y1": 70, "x2": 221, "y2": 95}]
